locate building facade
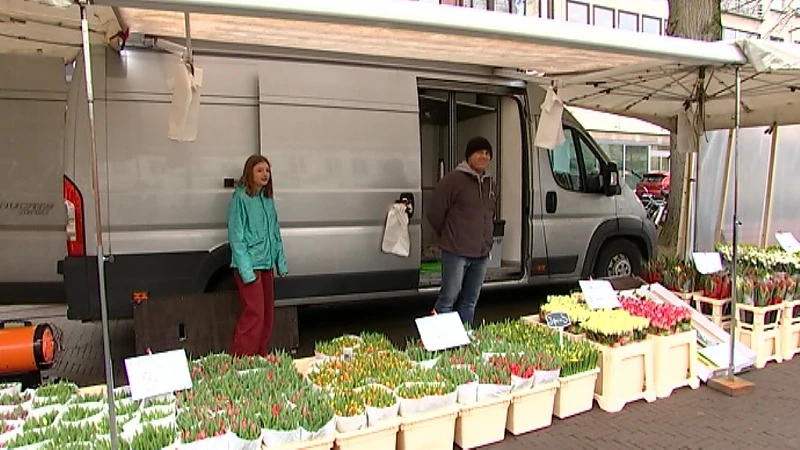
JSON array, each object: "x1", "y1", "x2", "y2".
[{"x1": 414, "y1": 0, "x2": 800, "y2": 186}]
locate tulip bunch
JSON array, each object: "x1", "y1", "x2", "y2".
[
  {"x1": 395, "y1": 382, "x2": 455, "y2": 400},
  {"x1": 72, "y1": 392, "x2": 105, "y2": 404},
  {"x1": 359, "y1": 385, "x2": 398, "y2": 409},
  {"x1": 433, "y1": 363, "x2": 477, "y2": 387},
  {"x1": 488, "y1": 354, "x2": 535, "y2": 379},
  {"x1": 3, "y1": 428, "x2": 49, "y2": 448},
  {"x1": 540, "y1": 294, "x2": 591, "y2": 331},
  {"x1": 558, "y1": 339, "x2": 599, "y2": 378},
  {"x1": 1, "y1": 419, "x2": 18, "y2": 433},
  {"x1": 619, "y1": 296, "x2": 692, "y2": 335},
  {"x1": 176, "y1": 406, "x2": 229, "y2": 443},
  {"x1": 228, "y1": 406, "x2": 262, "y2": 441},
  {"x1": 471, "y1": 361, "x2": 512, "y2": 386},
  {"x1": 22, "y1": 410, "x2": 58, "y2": 431},
  {"x1": 0, "y1": 406, "x2": 27, "y2": 421},
  {"x1": 314, "y1": 335, "x2": 364, "y2": 358},
  {"x1": 293, "y1": 388, "x2": 335, "y2": 433},
  {"x1": 404, "y1": 338, "x2": 439, "y2": 363},
  {"x1": 48, "y1": 423, "x2": 99, "y2": 446},
  {"x1": 130, "y1": 424, "x2": 177, "y2": 450},
  {"x1": 35, "y1": 381, "x2": 79, "y2": 398},
  {"x1": 355, "y1": 332, "x2": 396, "y2": 354},
  {"x1": 61, "y1": 405, "x2": 103, "y2": 423},
  {"x1": 329, "y1": 389, "x2": 365, "y2": 417},
  {"x1": 581, "y1": 309, "x2": 650, "y2": 347}
]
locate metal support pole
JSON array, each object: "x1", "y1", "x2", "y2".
[
  {"x1": 184, "y1": 12, "x2": 194, "y2": 71},
  {"x1": 760, "y1": 123, "x2": 779, "y2": 247},
  {"x1": 728, "y1": 66, "x2": 741, "y2": 380},
  {"x1": 79, "y1": 2, "x2": 118, "y2": 448},
  {"x1": 715, "y1": 129, "x2": 734, "y2": 244}
]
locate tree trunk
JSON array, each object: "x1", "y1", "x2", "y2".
[{"x1": 659, "y1": 0, "x2": 722, "y2": 254}]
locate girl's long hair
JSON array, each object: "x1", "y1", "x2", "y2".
[{"x1": 239, "y1": 154, "x2": 274, "y2": 198}]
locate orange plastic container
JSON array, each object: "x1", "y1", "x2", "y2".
[{"x1": 0, "y1": 321, "x2": 56, "y2": 375}]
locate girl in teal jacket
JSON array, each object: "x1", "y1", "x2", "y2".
[{"x1": 227, "y1": 154, "x2": 288, "y2": 357}]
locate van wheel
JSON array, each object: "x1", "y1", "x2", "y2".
[{"x1": 592, "y1": 239, "x2": 642, "y2": 279}]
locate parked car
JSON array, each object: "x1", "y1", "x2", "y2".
[{"x1": 636, "y1": 172, "x2": 670, "y2": 199}]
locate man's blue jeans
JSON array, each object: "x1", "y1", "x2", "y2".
[{"x1": 433, "y1": 249, "x2": 489, "y2": 326}]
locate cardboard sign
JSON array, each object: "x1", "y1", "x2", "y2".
[
  {"x1": 579, "y1": 280, "x2": 621, "y2": 310},
  {"x1": 545, "y1": 312, "x2": 571, "y2": 328},
  {"x1": 415, "y1": 312, "x2": 471, "y2": 352},
  {"x1": 124, "y1": 349, "x2": 193, "y2": 401},
  {"x1": 692, "y1": 252, "x2": 724, "y2": 275}
]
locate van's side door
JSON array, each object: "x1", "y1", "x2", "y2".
[
  {"x1": 257, "y1": 61, "x2": 422, "y2": 301},
  {"x1": 537, "y1": 121, "x2": 617, "y2": 281}
]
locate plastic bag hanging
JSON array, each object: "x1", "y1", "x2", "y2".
[
  {"x1": 381, "y1": 203, "x2": 411, "y2": 257},
  {"x1": 167, "y1": 59, "x2": 203, "y2": 142},
  {"x1": 534, "y1": 85, "x2": 566, "y2": 150}
]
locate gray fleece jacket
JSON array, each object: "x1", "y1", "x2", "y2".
[{"x1": 426, "y1": 161, "x2": 497, "y2": 259}]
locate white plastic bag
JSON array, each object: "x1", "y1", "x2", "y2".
[{"x1": 381, "y1": 204, "x2": 410, "y2": 257}]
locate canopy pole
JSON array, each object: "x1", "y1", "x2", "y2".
[
  {"x1": 760, "y1": 123, "x2": 779, "y2": 248},
  {"x1": 184, "y1": 12, "x2": 194, "y2": 71},
  {"x1": 79, "y1": 1, "x2": 118, "y2": 448},
  {"x1": 728, "y1": 65, "x2": 741, "y2": 380},
  {"x1": 715, "y1": 129, "x2": 734, "y2": 244}
]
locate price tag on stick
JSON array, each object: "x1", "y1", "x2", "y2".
[{"x1": 545, "y1": 312, "x2": 571, "y2": 348}]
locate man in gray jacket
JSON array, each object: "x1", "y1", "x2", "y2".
[{"x1": 426, "y1": 136, "x2": 497, "y2": 326}]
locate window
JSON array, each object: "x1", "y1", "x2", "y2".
[
  {"x1": 548, "y1": 127, "x2": 605, "y2": 193},
  {"x1": 566, "y1": 1, "x2": 589, "y2": 24},
  {"x1": 593, "y1": 6, "x2": 615, "y2": 28},
  {"x1": 642, "y1": 15, "x2": 662, "y2": 35},
  {"x1": 618, "y1": 11, "x2": 639, "y2": 31},
  {"x1": 723, "y1": 27, "x2": 737, "y2": 40}
]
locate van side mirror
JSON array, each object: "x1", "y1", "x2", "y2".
[{"x1": 604, "y1": 162, "x2": 621, "y2": 196}]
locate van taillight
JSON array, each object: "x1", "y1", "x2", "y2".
[{"x1": 64, "y1": 176, "x2": 86, "y2": 257}]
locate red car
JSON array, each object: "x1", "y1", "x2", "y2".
[{"x1": 636, "y1": 172, "x2": 670, "y2": 198}]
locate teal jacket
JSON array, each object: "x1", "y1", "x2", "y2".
[{"x1": 227, "y1": 185, "x2": 288, "y2": 284}]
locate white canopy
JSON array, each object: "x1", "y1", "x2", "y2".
[
  {"x1": 0, "y1": 0, "x2": 120, "y2": 61},
  {"x1": 552, "y1": 39, "x2": 800, "y2": 131}
]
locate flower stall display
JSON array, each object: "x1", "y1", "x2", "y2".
[
  {"x1": 641, "y1": 255, "x2": 700, "y2": 295},
  {"x1": 566, "y1": 308, "x2": 655, "y2": 413}
]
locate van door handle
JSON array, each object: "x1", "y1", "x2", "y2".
[
  {"x1": 396, "y1": 192, "x2": 414, "y2": 219},
  {"x1": 546, "y1": 191, "x2": 557, "y2": 214}
]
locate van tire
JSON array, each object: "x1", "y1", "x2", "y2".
[{"x1": 592, "y1": 239, "x2": 642, "y2": 279}]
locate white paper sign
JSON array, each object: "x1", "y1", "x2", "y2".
[
  {"x1": 579, "y1": 280, "x2": 621, "y2": 310},
  {"x1": 124, "y1": 349, "x2": 193, "y2": 401},
  {"x1": 699, "y1": 342, "x2": 752, "y2": 372},
  {"x1": 775, "y1": 232, "x2": 800, "y2": 254},
  {"x1": 692, "y1": 252, "x2": 724, "y2": 275},
  {"x1": 415, "y1": 312, "x2": 471, "y2": 352}
]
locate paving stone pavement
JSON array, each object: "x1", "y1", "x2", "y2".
[{"x1": 2, "y1": 304, "x2": 798, "y2": 449}]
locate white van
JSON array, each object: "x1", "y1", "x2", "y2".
[{"x1": 0, "y1": 46, "x2": 657, "y2": 321}]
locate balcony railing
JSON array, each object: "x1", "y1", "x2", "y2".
[{"x1": 722, "y1": 0, "x2": 764, "y2": 19}]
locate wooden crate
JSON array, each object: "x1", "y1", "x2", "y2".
[
  {"x1": 780, "y1": 300, "x2": 800, "y2": 361},
  {"x1": 592, "y1": 339, "x2": 656, "y2": 413},
  {"x1": 735, "y1": 304, "x2": 783, "y2": 369},
  {"x1": 649, "y1": 330, "x2": 700, "y2": 398}
]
